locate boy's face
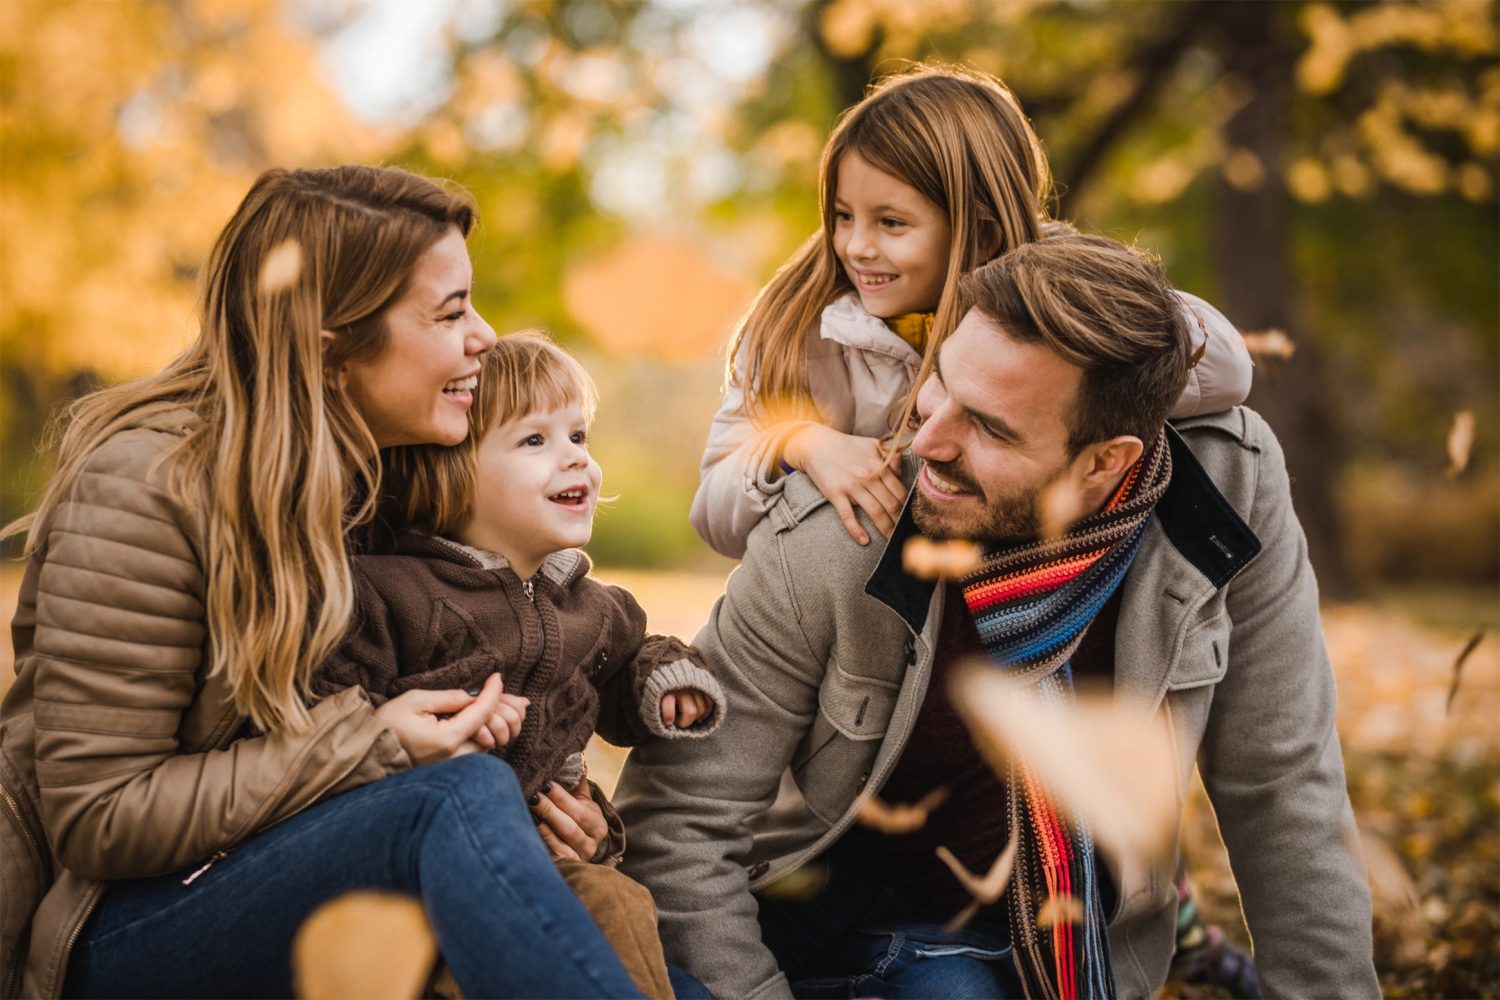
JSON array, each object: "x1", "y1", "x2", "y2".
[{"x1": 466, "y1": 400, "x2": 602, "y2": 573}]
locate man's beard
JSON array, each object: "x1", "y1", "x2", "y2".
[{"x1": 911, "y1": 458, "x2": 1056, "y2": 545}]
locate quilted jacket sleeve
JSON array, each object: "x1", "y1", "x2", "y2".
[
  {"x1": 30, "y1": 426, "x2": 409, "y2": 881},
  {"x1": 688, "y1": 368, "x2": 808, "y2": 561}
]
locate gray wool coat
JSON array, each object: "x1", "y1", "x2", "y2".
[{"x1": 616, "y1": 406, "x2": 1378, "y2": 1000}]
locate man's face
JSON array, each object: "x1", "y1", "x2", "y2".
[{"x1": 910, "y1": 308, "x2": 1083, "y2": 544}]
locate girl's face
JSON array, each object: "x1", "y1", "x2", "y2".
[
  {"x1": 460, "y1": 400, "x2": 603, "y2": 577},
  {"x1": 832, "y1": 152, "x2": 953, "y2": 319},
  {"x1": 341, "y1": 227, "x2": 498, "y2": 448}
]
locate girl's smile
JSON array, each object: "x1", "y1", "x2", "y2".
[{"x1": 831, "y1": 152, "x2": 952, "y2": 319}]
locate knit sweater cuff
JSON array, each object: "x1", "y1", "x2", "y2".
[{"x1": 640, "y1": 659, "x2": 725, "y2": 739}]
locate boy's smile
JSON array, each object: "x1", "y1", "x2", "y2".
[{"x1": 457, "y1": 400, "x2": 602, "y2": 579}]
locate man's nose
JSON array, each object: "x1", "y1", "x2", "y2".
[{"x1": 911, "y1": 405, "x2": 959, "y2": 462}]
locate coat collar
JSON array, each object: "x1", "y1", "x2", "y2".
[
  {"x1": 820, "y1": 293, "x2": 923, "y2": 365},
  {"x1": 864, "y1": 427, "x2": 1261, "y2": 636}
]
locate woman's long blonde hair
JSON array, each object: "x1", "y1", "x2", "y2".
[
  {"x1": 729, "y1": 64, "x2": 1053, "y2": 426},
  {"x1": 3, "y1": 165, "x2": 476, "y2": 732}
]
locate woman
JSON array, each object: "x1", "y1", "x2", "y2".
[{"x1": 0, "y1": 165, "x2": 643, "y2": 999}]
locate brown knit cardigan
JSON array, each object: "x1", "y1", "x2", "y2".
[{"x1": 312, "y1": 530, "x2": 721, "y2": 799}]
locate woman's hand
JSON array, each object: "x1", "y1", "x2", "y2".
[
  {"x1": 783, "y1": 424, "x2": 905, "y2": 545},
  {"x1": 531, "y1": 780, "x2": 608, "y2": 863},
  {"x1": 374, "y1": 672, "x2": 512, "y2": 766}
]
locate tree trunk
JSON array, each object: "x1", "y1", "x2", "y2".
[{"x1": 1210, "y1": 0, "x2": 1357, "y2": 599}]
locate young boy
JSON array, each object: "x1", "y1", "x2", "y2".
[{"x1": 314, "y1": 331, "x2": 723, "y2": 997}]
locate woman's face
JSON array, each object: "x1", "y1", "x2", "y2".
[{"x1": 341, "y1": 227, "x2": 498, "y2": 448}]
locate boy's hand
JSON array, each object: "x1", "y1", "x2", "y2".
[{"x1": 660, "y1": 687, "x2": 713, "y2": 729}]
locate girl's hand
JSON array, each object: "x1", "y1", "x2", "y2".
[
  {"x1": 531, "y1": 780, "x2": 608, "y2": 862},
  {"x1": 374, "y1": 672, "x2": 504, "y2": 766},
  {"x1": 660, "y1": 688, "x2": 712, "y2": 729},
  {"x1": 784, "y1": 424, "x2": 905, "y2": 545}
]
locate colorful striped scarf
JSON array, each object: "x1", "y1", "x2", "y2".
[{"x1": 958, "y1": 430, "x2": 1171, "y2": 1000}]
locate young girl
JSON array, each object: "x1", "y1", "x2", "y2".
[
  {"x1": 688, "y1": 65, "x2": 1261, "y2": 998},
  {"x1": 312, "y1": 330, "x2": 724, "y2": 998},
  {"x1": 692, "y1": 65, "x2": 1254, "y2": 559}
]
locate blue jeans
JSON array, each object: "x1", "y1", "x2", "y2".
[
  {"x1": 757, "y1": 853, "x2": 1018, "y2": 999},
  {"x1": 65, "y1": 755, "x2": 644, "y2": 999}
]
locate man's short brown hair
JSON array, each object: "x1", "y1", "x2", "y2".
[{"x1": 957, "y1": 232, "x2": 1194, "y2": 454}]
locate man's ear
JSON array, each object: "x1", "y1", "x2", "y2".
[{"x1": 1076, "y1": 435, "x2": 1145, "y2": 489}]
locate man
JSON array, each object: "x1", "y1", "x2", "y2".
[{"x1": 617, "y1": 233, "x2": 1377, "y2": 999}]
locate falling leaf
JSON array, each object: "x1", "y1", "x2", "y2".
[
  {"x1": 1446, "y1": 628, "x2": 1485, "y2": 714},
  {"x1": 936, "y1": 825, "x2": 1019, "y2": 931},
  {"x1": 1036, "y1": 893, "x2": 1086, "y2": 928},
  {"x1": 757, "y1": 863, "x2": 829, "y2": 901},
  {"x1": 1350, "y1": 826, "x2": 1427, "y2": 968},
  {"x1": 902, "y1": 537, "x2": 983, "y2": 579},
  {"x1": 856, "y1": 786, "x2": 951, "y2": 834},
  {"x1": 1444, "y1": 410, "x2": 1475, "y2": 479},
  {"x1": 949, "y1": 662, "x2": 1179, "y2": 865},
  {"x1": 294, "y1": 891, "x2": 435, "y2": 1000},
  {"x1": 1036, "y1": 477, "x2": 1076, "y2": 543},
  {"x1": 1241, "y1": 329, "x2": 1297, "y2": 361},
  {"x1": 258, "y1": 238, "x2": 303, "y2": 296}
]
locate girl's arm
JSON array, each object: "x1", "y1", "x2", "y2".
[
  {"x1": 693, "y1": 340, "x2": 905, "y2": 556},
  {"x1": 689, "y1": 371, "x2": 813, "y2": 559},
  {"x1": 1170, "y1": 290, "x2": 1253, "y2": 418}
]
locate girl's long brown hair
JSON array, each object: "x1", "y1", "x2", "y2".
[
  {"x1": 729, "y1": 64, "x2": 1053, "y2": 428},
  {"x1": 4, "y1": 165, "x2": 476, "y2": 732}
]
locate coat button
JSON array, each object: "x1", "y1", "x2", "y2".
[
  {"x1": 857, "y1": 772, "x2": 869, "y2": 789},
  {"x1": 903, "y1": 635, "x2": 917, "y2": 664},
  {"x1": 748, "y1": 861, "x2": 770, "y2": 880}
]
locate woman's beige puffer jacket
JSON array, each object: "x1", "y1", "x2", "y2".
[{"x1": 0, "y1": 409, "x2": 411, "y2": 998}]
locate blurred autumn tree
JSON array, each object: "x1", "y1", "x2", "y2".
[
  {"x1": 0, "y1": 0, "x2": 393, "y2": 537},
  {"x1": 394, "y1": 0, "x2": 1498, "y2": 584}
]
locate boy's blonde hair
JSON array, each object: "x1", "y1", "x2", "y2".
[
  {"x1": 385, "y1": 331, "x2": 597, "y2": 536},
  {"x1": 729, "y1": 63, "x2": 1053, "y2": 429}
]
